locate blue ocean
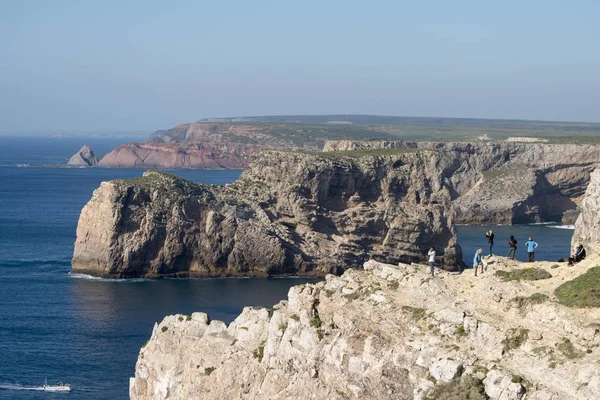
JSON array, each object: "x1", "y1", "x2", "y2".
[{"x1": 0, "y1": 137, "x2": 575, "y2": 399}]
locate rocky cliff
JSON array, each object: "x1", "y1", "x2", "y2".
[
  {"x1": 572, "y1": 169, "x2": 600, "y2": 253},
  {"x1": 72, "y1": 149, "x2": 463, "y2": 278},
  {"x1": 130, "y1": 256, "x2": 600, "y2": 400},
  {"x1": 67, "y1": 145, "x2": 100, "y2": 167},
  {"x1": 324, "y1": 140, "x2": 600, "y2": 224}
]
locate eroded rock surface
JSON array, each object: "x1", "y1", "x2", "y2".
[
  {"x1": 324, "y1": 140, "x2": 600, "y2": 224},
  {"x1": 67, "y1": 145, "x2": 99, "y2": 167},
  {"x1": 572, "y1": 169, "x2": 600, "y2": 254},
  {"x1": 130, "y1": 256, "x2": 600, "y2": 400},
  {"x1": 73, "y1": 149, "x2": 463, "y2": 278}
]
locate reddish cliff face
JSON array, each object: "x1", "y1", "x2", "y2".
[{"x1": 97, "y1": 142, "x2": 256, "y2": 169}]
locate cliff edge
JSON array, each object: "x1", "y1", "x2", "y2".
[
  {"x1": 130, "y1": 255, "x2": 600, "y2": 400},
  {"x1": 572, "y1": 169, "x2": 600, "y2": 254},
  {"x1": 72, "y1": 149, "x2": 463, "y2": 278}
]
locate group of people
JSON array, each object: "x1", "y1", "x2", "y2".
[
  {"x1": 424, "y1": 229, "x2": 587, "y2": 278},
  {"x1": 483, "y1": 230, "x2": 538, "y2": 261}
]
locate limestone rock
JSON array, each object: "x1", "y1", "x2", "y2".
[
  {"x1": 130, "y1": 257, "x2": 600, "y2": 400},
  {"x1": 67, "y1": 145, "x2": 99, "y2": 167},
  {"x1": 572, "y1": 169, "x2": 600, "y2": 254},
  {"x1": 73, "y1": 149, "x2": 464, "y2": 277}
]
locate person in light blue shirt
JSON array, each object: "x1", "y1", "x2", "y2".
[
  {"x1": 525, "y1": 237, "x2": 538, "y2": 262},
  {"x1": 473, "y1": 248, "x2": 484, "y2": 276}
]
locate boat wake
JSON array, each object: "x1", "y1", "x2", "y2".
[{"x1": 0, "y1": 384, "x2": 44, "y2": 391}]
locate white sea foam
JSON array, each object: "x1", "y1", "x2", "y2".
[
  {"x1": 68, "y1": 273, "x2": 149, "y2": 283},
  {"x1": 0, "y1": 384, "x2": 44, "y2": 391},
  {"x1": 547, "y1": 225, "x2": 575, "y2": 230}
]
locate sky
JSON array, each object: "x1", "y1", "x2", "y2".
[{"x1": 1, "y1": 0, "x2": 599, "y2": 132}]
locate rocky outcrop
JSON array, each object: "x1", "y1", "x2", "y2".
[
  {"x1": 572, "y1": 169, "x2": 600, "y2": 253},
  {"x1": 130, "y1": 257, "x2": 600, "y2": 400},
  {"x1": 72, "y1": 149, "x2": 463, "y2": 278},
  {"x1": 67, "y1": 145, "x2": 99, "y2": 167},
  {"x1": 324, "y1": 141, "x2": 600, "y2": 224}
]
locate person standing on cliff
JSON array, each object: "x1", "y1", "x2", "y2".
[
  {"x1": 427, "y1": 247, "x2": 436, "y2": 277},
  {"x1": 473, "y1": 248, "x2": 484, "y2": 276},
  {"x1": 506, "y1": 235, "x2": 517, "y2": 260},
  {"x1": 485, "y1": 230, "x2": 495, "y2": 256},
  {"x1": 525, "y1": 237, "x2": 538, "y2": 262}
]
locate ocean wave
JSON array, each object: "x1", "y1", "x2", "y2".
[
  {"x1": 547, "y1": 225, "x2": 575, "y2": 230},
  {"x1": 68, "y1": 273, "x2": 150, "y2": 283},
  {"x1": 0, "y1": 384, "x2": 44, "y2": 391}
]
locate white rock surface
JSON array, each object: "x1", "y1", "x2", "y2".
[{"x1": 130, "y1": 255, "x2": 600, "y2": 400}]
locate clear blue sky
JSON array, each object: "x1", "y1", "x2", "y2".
[{"x1": 1, "y1": 0, "x2": 599, "y2": 132}]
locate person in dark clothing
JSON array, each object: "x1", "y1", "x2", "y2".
[
  {"x1": 485, "y1": 230, "x2": 495, "y2": 256},
  {"x1": 506, "y1": 235, "x2": 517, "y2": 260},
  {"x1": 568, "y1": 245, "x2": 586, "y2": 266}
]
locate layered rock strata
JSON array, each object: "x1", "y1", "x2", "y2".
[
  {"x1": 324, "y1": 140, "x2": 600, "y2": 224},
  {"x1": 130, "y1": 257, "x2": 600, "y2": 400},
  {"x1": 72, "y1": 149, "x2": 463, "y2": 278},
  {"x1": 572, "y1": 169, "x2": 600, "y2": 253}
]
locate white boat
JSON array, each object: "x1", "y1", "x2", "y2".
[{"x1": 43, "y1": 378, "x2": 71, "y2": 392}]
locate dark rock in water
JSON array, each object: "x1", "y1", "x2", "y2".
[
  {"x1": 72, "y1": 150, "x2": 464, "y2": 278},
  {"x1": 67, "y1": 145, "x2": 99, "y2": 167}
]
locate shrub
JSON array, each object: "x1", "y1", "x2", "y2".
[
  {"x1": 253, "y1": 341, "x2": 266, "y2": 362},
  {"x1": 204, "y1": 367, "x2": 216, "y2": 376},
  {"x1": 556, "y1": 338, "x2": 581, "y2": 359},
  {"x1": 278, "y1": 323, "x2": 288, "y2": 332},
  {"x1": 555, "y1": 266, "x2": 600, "y2": 308},
  {"x1": 495, "y1": 268, "x2": 552, "y2": 282},
  {"x1": 424, "y1": 375, "x2": 487, "y2": 400},
  {"x1": 401, "y1": 306, "x2": 426, "y2": 321},
  {"x1": 161, "y1": 326, "x2": 168, "y2": 332},
  {"x1": 502, "y1": 327, "x2": 529, "y2": 352},
  {"x1": 178, "y1": 316, "x2": 184, "y2": 322},
  {"x1": 186, "y1": 315, "x2": 192, "y2": 321},
  {"x1": 290, "y1": 314, "x2": 300, "y2": 321},
  {"x1": 388, "y1": 281, "x2": 400, "y2": 290},
  {"x1": 310, "y1": 315, "x2": 322, "y2": 328},
  {"x1": 511, "y1": 293, "x2": 549, "y2": 308}
]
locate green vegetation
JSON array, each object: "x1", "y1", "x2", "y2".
[
  {"x1": 204, "y1": 367, "x2": 216, "y2": 376},
  {"x1": 502, "y1": 327, "x2": 530, "y2": 352},
  {"x1": 511, "y1": 293, "x2": 550, "y2": 308},
  {"x1": 424, "y1": 375, "x2": 487, "y2": 400},
  {"x1": 186, "y1": 315, "x2": 192, "y2": 321},
  {"x1": 455, "y1": 326, "x2": 466, "y2": 336},
  {"x1": 556, "y1": 338, "x2": 581, "y2": 359},
  {"x1": 296, "y1": 147, "x2": 430, "y2": 159},
  {"x1": 388, "y1": 281, "x2": 400, "y2": 290},
  {"x1": 555, "y1": 266, "x2": 600, "y2": 308},
  {"x1": 401, "y1": 306, "x2": 426, "y2": 321},
  {"x1": 342, "y1": 284, "x2": 382, "y2": 301},
  {"x1": 495, "y1": 268, "x2": 552, "y2": 282},
  {"x1": 278, "y1": 322, "x2": 288, "y2": 333},
  {"x1": 253, "y1": 341, "x2": 266, "y2": 363},
  {"x1": 551, "y1": 264, "x2": 560, "y2": 269},
  {"x1": 309, "y1": 315, "x2": 322, "y2": 329},
  {"x1": 161, "y1": 326, "x2": 168, "y2": 332},
  {"x1": 290, "y1": 314, "x2": 300, "y2": 322},
  {"x1": 178, "y1": 316, "x2": 184, "y2": 322}
]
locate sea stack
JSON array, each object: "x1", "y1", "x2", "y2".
[{"x1": 67, "y1": 145, "x2": 100, "y2": 167}]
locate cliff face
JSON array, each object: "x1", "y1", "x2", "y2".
[
  {"x1": 67, "y1": 145, "x2": 99, "y2": 167},
  {"x1": 97, "y1": 142, "x2": 255, "y2": 169},
  {"x1": 72, "y1": 149, "x2": 463, "y2": 278},
  {"x1": 572, "y1": 169, "x2": 600, "y2": 253},
  {"x1": 324, "y1": 141, "x2": 600, "y2": 224},
  {"x1": 130, "y1": 257, "x2": 600, "y2": 400}
]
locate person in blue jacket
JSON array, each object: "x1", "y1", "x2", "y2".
[
  {"x1": 525, "y1": 237, "x2": 538, "y2": 262},
  {"x1": 473, "y1": 248, "x2": 484, "y2": 276}
]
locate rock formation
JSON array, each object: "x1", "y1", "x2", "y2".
[
  {"x1": 72, "y1": 149, "x2": 463, "y2": 278},
  {"x1": 67, "y1": 145, "x2": 99, "y2": 167},
  {"x1": 572, "y1": 169, "x2": 600, "y2": 254},
  {"x1": 130, "y1": 256, "x2": 600, "y2": 400},
  {"x1": 97, "y1": 123, "x2": 397, "y2": 169},
  {"x1": 324, "y1": 140, "x2": 600, "y2": 224}
]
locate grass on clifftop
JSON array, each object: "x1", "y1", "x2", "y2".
[
  {"x1": 495, "y1": 268, "x2": 552, "y2": 282},
  {"x1": 424, "y1": 375, "x2": 486, "y2": 400},
  {"x1": 554, "y1": 266, "x2": 600, "y2": 308}
]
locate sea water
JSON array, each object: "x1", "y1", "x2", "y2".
[{"x1": 0, "y1": 137, "x2": 576, "y2": 399}]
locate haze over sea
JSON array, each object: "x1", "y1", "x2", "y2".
[{"x1": 0, "y1": 137, "x2": 574, "y2": 399}]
